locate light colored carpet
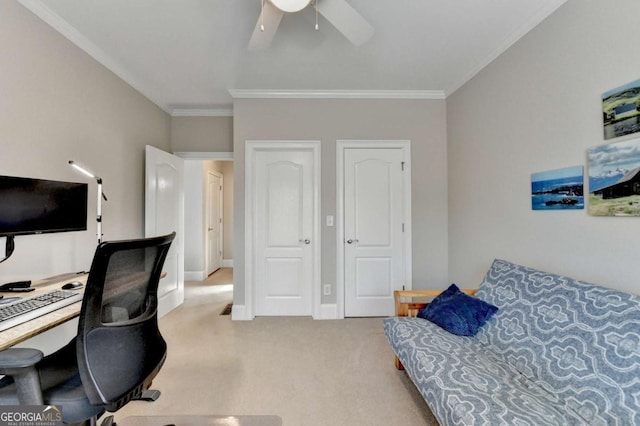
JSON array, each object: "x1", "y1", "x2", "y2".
[{"x1": 114, "y1": 269, "x2": 438, "y2": 425}]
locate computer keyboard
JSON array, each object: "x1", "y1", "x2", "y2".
[{"x1": 0, "y1": 290, "x2": 83, "y2": 332}]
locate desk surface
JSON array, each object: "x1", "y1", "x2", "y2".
[
  {"x1": 119, "y1": 415, "x2": 282, "y2": 426},
  {"x1": 0, "y1": 273, "x2": 87, "y2": 351}
]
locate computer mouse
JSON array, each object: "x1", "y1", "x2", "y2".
[{"x1": 62, "y1": 281, "x2": 84, "y2": 290}]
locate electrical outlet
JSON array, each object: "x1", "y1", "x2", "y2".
[
  {"x1": 323, "y1": 284, "x2": 331, "y2": 296},
  {"x1": 326, "y1": 215, "x2": 334, "y2": 227}
]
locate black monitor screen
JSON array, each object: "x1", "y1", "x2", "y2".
[{"x1": 0, "y1": 175, "x2": 88, "y2": 237}]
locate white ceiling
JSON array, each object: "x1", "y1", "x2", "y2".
[{"x1": 20, "y1": 0, "x2": 567, "y2": 115}]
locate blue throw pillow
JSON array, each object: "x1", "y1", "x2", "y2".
[{"x1": 417, "y1": 284, "x2": 498, "y2": 336}]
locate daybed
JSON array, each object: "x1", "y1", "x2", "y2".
[{"x1": 384, "y1": 259, "x2": 640, "y2": 425}]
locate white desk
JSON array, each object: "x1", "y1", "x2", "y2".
[{"x1": 0, "y1": 272, "x2": 87, "y2": 351}]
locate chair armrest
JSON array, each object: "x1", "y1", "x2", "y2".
[
  {"x1": 0, "y1": 348, "x2": 43, "y2": 370},
  {"x1": 0, "y1": 348, "x2": 44, "y2": 405},
  {"x1": 394, "y1": 289, "x2": 477, "y2": 317}
]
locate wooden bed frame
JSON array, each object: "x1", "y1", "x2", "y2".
[{"x1": 392, "y1": 289, "x2": 477, "y2": 370}]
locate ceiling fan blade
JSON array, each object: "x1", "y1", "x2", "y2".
[
  {"x1": 318, "y1": 0, "x2": 374, "y2": 46},
  {"x1": 248, "y1": 2, "x2": 285, "y2": 50}
]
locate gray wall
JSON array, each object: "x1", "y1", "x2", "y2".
[
  {"x1": 221, "y1": 161, "x2": 234, "y2": 260},
  {"x1": 447, "y1": 0, "x2": 640, "y2": 293},
  {"x1": 171, "y1": 116, "x2": 233, "y2": 152},
  {"x1": 0, "y1": 1, "x2": 170, "y2": 283},
  {"x1": 233, "y1": 98, "x2": 448, "y2": 307},
  {"x1": 183, "y1": 161, "x2": 206, "y2": 276}
]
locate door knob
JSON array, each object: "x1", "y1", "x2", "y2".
[
  {"x1": 346, "y1": 239, "x2": 358, "y2": 244},
  {"x1": 300, "y1": 239, "x2": 311, "y2": 244}
]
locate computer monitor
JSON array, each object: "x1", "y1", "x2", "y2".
[{"x1": 0, "y1": 175, "x2": 88, "y2": 237}]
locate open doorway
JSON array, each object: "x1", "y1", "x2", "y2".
[{"x1": 177, "y1": 152, "x2": 233, "y2": 283}]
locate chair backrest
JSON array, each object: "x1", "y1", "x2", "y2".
[{"x1": 76, "y1": 232, "x2": 175, "y2": 411}]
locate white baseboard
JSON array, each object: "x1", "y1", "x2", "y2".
[
  {"x1": 315, "y1": 304, "x2": 339, "y2": 320},
  {"x1": 231, "y1": 304, "x2": 251, "y2": 320},
  {"x1": 184, "y1": 270, "x2": 206, "y2": 281},
  {"x1": 231, "y1": 304, "x2": 339, "y2": 320},
  {"x1": 222, "y1": 259, "x2": 234, "y2": 268}
]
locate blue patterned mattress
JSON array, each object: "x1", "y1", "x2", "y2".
[{"x1": 384, "y1": 259, "x2": 640, "y2": 425}]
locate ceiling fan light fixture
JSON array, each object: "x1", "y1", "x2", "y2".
[{"x1": 269, "y1": 0, "x2": 312, "y2": 13}]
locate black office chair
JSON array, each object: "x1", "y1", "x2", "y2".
[{"x1": 0, "y1": 232, "x2": 175, "y2": 425}]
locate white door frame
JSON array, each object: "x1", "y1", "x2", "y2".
[
  {"x1": 206, "y1": 170, "x2": 223, "y2": 276},
  {"x1": 336, "y1": 140, "x2": 412, "y2": 319},
  {"x1": 244, "y1": 140, "x2": 321, "y2": 320}
]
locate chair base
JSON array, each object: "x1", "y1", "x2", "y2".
[
  {"x1": 137, "y1": 389, "x2": 161, "y2": 402},
  {"x1": 99, "y1": 415, "x2": 115, "y2": 426}
]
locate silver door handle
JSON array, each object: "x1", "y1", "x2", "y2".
[
  {"x1": 346, "y1": 239, "x2": 359, "y2": 244},
  {"x1": 299, "y1": 239, "x2": 311, "y2": 244}
]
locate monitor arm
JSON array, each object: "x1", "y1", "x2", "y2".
[{"x1": 0, "y1": 236, "x2": 15, "y2": 264}]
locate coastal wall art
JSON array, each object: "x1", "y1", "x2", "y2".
[
  {"x1": 588, "y1": 137, "x2": 640, "y2": 216},
  {"x1": 531, "y1": 166, "x2": 584, "y2": 210},
  {"x1": 602, "y1": 78, "x2": 640, "y2": 140}
]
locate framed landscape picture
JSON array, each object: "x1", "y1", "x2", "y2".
[
  {"x1": 602, "y1": 79, "x2": 640, "y2": 140},
  {"x1": 531, "y1": 166, "x2": 584, "y2": 210},
  {"x1": 588, "y1": 137, "x2": 640, "y2": 216}
]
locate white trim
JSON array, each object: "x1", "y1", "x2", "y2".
[
  {"x1": 174, "y1": 152, "x2": 233, "y2": 160},
  {"x1": 231, "y1": 304, "x2": 250, "y2": 321},
  {"x1": 315, "y1": 304, "x2": 339, "y2": 320},
  {"x1": 229, "y1": 89, "x2": 445, "y2": 100},
  {"x1": 171, "y1": 108, "x2": 233, "y2": 117},
  {"x1": 445, "y1": 0, "x2": 566, "y2": 96},
  {"x1": 222, "y1": 259, "x2": 234, "y2": 268},
  {"x1": 336, "y1": 140, "x2": 412, "y2": 318},
  {"x1": 245, "y1": 140, "x2": 321, "y2": 320},
  {"x1": 184, "y1": 270, "x2": 206, "y2": 281},
  {"x1": 18, "y1": 0, "x2": 170, "y2": 113}
]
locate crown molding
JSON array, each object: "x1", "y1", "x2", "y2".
[
  {"x1": 174, "y1": 152, "x2": 233, "y2": 160},
  {"x1": 18, "y1": 0, "x2": 171, "y2": 113},
  {"x1": 228, "y1": 89, "x2": 445, "y2": 100},
  {"x1": 445, "y1": 0, "x2": 567, "y2": 96},
  {"x1": 171, "y1": 108, "x2": 234, "y2": 117}
]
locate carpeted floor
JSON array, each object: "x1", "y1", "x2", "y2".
[{"x1": 113, "y1": 268, "x2": 438, "y2": 425}]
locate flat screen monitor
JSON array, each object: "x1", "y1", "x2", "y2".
[{"x1": 0, "y1": 175, "x2": 88, "y2": 237}]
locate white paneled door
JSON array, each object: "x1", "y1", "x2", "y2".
[
  {"x1": 145, "y1": 145, "x2": 184, "y2": 318},
  {"x1": 206, "y1": 171, "x2": 222, "y2": 276},
  {"x1": 252, "y1": 145, "x2": 318, "y2": 316},
  {"x1": 343, "y1": 147, "x2": 407, "y2": 317}
]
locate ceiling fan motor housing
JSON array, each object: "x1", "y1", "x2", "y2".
[{"x1": 269, "y1": 0, "x2": 312, "y2": 13}]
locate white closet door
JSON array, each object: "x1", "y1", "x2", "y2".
[
  {"x1": 254, "y1": 148, "x2": 316, "y2": 316},
  {"x1": 344, "y1": 148, "x2": 405, "y2": 317}
]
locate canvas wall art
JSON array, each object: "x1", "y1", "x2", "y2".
[
  {"x1": 602, "y1": 79, "x2": 640, "y2": 140},
  {"x1": 531, "y1": 166, "x2": 584, "y2": 210},
  {"x1": 588, "y1": 137, "x2": 640, "y2": 216}
]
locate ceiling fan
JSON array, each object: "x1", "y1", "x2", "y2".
[{"x1": 249, "y1": 0, "x2": 374, "y2": 50}]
